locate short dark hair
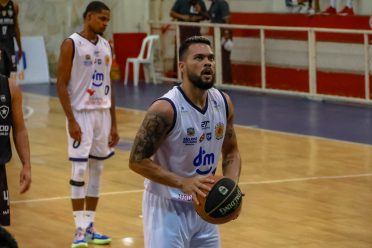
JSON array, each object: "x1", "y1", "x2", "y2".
[
  {"x1": 0, "y1": 227, "x2": 18, "y2": 248},
  {"x1": 83, "y1": 1, "x2": 110, "y2": 19},
  {"x1": 178, "y1": 36, "x2": 212, "y2": 61}
]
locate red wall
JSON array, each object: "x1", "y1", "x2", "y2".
[
  {"x1": 227, "y1": 13, "x2": 371, "y2": 98},
  {"x1": 113, "y1": 33, "x2": 147, "y2": 81}
]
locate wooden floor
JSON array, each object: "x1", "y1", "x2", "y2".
[{"x1": 5, "y1": 93, "x2": 372, "y2": 248}]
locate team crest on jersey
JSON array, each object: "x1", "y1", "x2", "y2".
[
  {"x1": 0, "y1": 105, "x2": 9, "y2": 119},
  {"x1": 187, "y1": 127, "x2": 195, "y2": 136},
  {"x1": 214, "y1": 122, "x2": 224, "y2": 140},
  {"x1": 7, "y1": 9, "x2": 13, "y2": 17},
  {"x1": 104, "y1": 55, "x2": 110, "y2": 65},
  {"x1": 199, "y1": 133, "x2": 205, "y2": 143},
  {"x1": 84, "y1": 54, "x2": 92, "y2": 66},
  {"x1": 2, "y1": 10, "x2": 6, "y2": 16},
  {"x1": 183, "y1": 127, "x2": 197, "y2": 145},
  {"x1": 0, "y1": 95, "x2": 5, "y2": 102}
]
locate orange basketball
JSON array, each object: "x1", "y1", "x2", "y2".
[{"x1": 194, "y1": 175, "x2": 243, "y2": 224}]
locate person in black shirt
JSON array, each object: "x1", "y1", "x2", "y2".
[
  {"x1": 0, "y1": 74, "x2": 31, "y2": 226},
  {"x1": 0, "y1": 0, "x2": 22, "y2": 76}
]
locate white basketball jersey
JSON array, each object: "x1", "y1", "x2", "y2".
[
  {"x1": 68, "y1": 33, "x2": 112, "y2": 110},
  {"x1": 145, "y1": 86, "x2": 228, "y2": 202}
]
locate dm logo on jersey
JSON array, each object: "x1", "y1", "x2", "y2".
[
  {"x1": 193, "y1": 147, "x2": 216, "y2": 175},
  {"x1": 0, "y1": 105, "x2": 9, "y2": 119},
  {"x1": 0, "y1": 95, "x2": 5, "y2": 102},
  {"x1": 215, "y1": 123, "x2": 224, "y2": 140},
  {"x1": 92, "y1": 70, "x2": 104, "y2": 87}
]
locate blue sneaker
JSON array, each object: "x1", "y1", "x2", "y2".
[
  {"x1": 85, "y1": 222, "x2": 112, "y2": 245},
  {"x1": 71, "y1": 227, "x2": 88, "y2": 248}
]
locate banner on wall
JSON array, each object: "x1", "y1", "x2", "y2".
[{"x1": 16, "y1": 36, "x2": 50, "y2": 84}]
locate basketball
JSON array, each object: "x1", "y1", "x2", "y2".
[{"x1": 194, "y1": 175, "x2": 243, "y2": 224}]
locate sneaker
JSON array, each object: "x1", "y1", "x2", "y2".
[
  {"x1": 85, "y1": 222, "x2": 112, "y2": 245},
  {"x1": 321, "y1": 6, "x2": 336, "y2": 15},
  {"x1": 338, "y1": 6, "x2": 354, "y2": 16},
  {"x1": 71, "y1": 228, "x2": 88, "y2": 248}
]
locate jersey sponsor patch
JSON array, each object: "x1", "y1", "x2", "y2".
[{"x1": 215, "y1": 122, "x2": 224, "y2": 140}]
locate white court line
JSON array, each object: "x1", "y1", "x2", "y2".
[
  {"x1": 10, "y1": 189, "x2": 144, "y2": 204},
  {"x1": 10, "y1": 173, "x2": 372, "y2": 204},
  {"x1": 236, "y1": 124, "x2": 372, "y2": 148},
  {"x1": 239, "y1": 173, "x2": 372, "y2": 185}
]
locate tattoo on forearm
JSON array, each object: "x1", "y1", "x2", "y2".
[
  {"x1": 222, "y1": 159, "x2": 233, "y2": 170},
  {"x1": 130, "y1": 113, "x2": 170, "y2": 161}
]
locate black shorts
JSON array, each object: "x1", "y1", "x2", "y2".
[
  {"x1": 0, "y1": 163, "x2": 10, "y2": 226},
  {"x1": 0, "y1": 39, "x2": 16, "y2": 74}
]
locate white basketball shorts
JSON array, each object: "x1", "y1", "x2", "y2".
[
  {"x1": 143, "y1": 190, "x2": 220, "y2": 248},
  {"x1": 67, "y1": 109, "x2": 114, "y2": 161}
]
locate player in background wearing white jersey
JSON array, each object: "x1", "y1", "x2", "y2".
[
  {"x1": 56, "y1": 1, "x2": 119, "y2": 248},
  {"x1": 129, "y1": 36, "x2": 241, "y2": 248}
]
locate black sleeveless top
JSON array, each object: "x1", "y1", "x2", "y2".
[
  {"x1": 0, "y1": 74, "x2": 12, "y2": 164},
  {"x1": 0, "y1": 1, "x2": 16, "y2": 40}
]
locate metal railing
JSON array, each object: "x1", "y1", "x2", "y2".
[{"x1": 149, "y1": 20, "x2": 372, "y2": 104}]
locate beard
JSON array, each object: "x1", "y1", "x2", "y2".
[{"x1": 188, "y1": 70, "x2": 215, "y2": 90}]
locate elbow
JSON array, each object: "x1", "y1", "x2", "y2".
[{"x1": 129, "y1": 159, "x2": 142, "y2": 174}]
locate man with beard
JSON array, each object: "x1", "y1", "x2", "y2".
[{"x1": 129, "y1": 36, "x2": 241, "y2": 248}]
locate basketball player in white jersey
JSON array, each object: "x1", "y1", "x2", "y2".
[
  {"x1": 129, "y1": 36, "x2": 241, "y2": 248},
  {"x1": 56, "y1": 2, "x2": 119, "y2": 248}
]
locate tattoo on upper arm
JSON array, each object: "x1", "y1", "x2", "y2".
[{"x1": 131, "y1": 112, "x2": 171, "y2": 161}]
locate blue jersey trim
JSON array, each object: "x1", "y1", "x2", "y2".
[
  {"x1": 217, "y1": 89, "x2": 229, "y2": 118},
  {"x1": 89, "y1": 151, "x2": 115, "y2": 160}
]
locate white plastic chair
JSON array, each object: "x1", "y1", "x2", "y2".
[{"x1": 124, "y1": 34, "x2": 159, "y2": 86}]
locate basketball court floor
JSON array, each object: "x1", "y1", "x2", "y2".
[{"x1": 5, "y1": 81, "x2": 372, "y2": 247}]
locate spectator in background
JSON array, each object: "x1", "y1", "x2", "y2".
[
  {"x1": 287, "y1": 0, "x2": 320, "y2": 15},
  {"x1": 170, "y1": 0, "x2": 209, "y2": 42},
  {"x1": 221, "y1": 29, "x2": 233, "y2": 83},
  {"x1": 170, "y1": 0, "x2": 209, "y2": 77},
  {"x1": 208, "y1": 0, "x2": 232, "y2": 83},
  {"x1": 208, "y1": 0, "x2": 230, "y2": 24},
  {"x1": 322, "y1": 0, "x2": 354, "y2": 15}
]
